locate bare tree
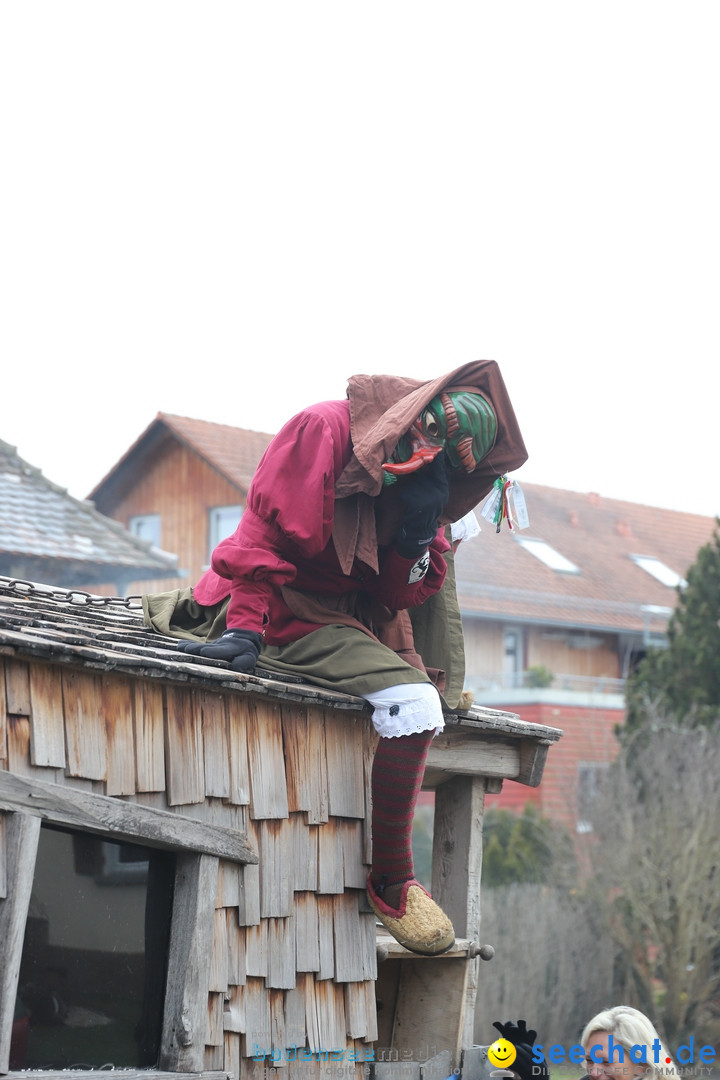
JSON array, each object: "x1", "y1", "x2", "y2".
[
  {"x1": 474, "y1": 883, "x2": 613, "y2": 1049},
  {"x1": 586, "y1": 715, "x2": 720, "y2": 1047}
]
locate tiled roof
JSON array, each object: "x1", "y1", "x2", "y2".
[
  {"x1": 0, "y1": 439, "x2": 178, "y2": 585},
  {"x1": 159, "y1": 413, "x2": 274, "y2": 491},
  {"x1": 457, "y1": 482, "x2": 718, "y2": 633}
]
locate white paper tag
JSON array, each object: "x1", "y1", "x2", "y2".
[
  {"x1": 509, "y1": 481, "x2": 530, "y2": 530},
  {"x1": 480, "y1": 485, "x2": 502, "y2": 523}
]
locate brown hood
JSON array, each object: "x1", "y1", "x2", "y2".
[{"x1": 331, "y1": 360, "x2": 528, "y2": 574}]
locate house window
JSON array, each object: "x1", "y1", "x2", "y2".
[
  {"x1": 503, "y1": 628, "x2": 522, "y2": 687},
  {"x1": 208, "y1": 504, "x2": 243, "y2": 561},
  {"x1": 129, "y1": 514, "x2": 162, "y2": 548},
  {"x1": 515, "y1": 536, "x2": 580, "y2": 574},
  {"x1": 577, "y1": 763, "x2": 609, "y2": 833},
  {"x1": 631, "y1": 554, "x2": 686, "y2": 589},
  {"x1": 14, "y1": 825, "x2": 174, "y2": 1070}
]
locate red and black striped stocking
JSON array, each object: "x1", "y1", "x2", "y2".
[{"x1": 369, "y1": 729, "x2": 434, "y2": 905}]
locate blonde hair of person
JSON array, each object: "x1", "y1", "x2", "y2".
[{"x1": 581, "y1": 1006, "x2": 679, "y2": 1080}]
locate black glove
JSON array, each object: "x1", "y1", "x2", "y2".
[
  {"x1": 175, "y1": 629, "x2": 262, "y2": 673},
  {"x1": 395, "y1": 452, "x2": 451, "y2": 558},
  {"x1": 492, "y1": 1019, "x2": 547, "y2": 1080}
]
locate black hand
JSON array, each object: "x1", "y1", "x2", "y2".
[
  {"x1": 395, "y1": 452, "x2": 451, "y2": 557},
  {"x1": 493, "y1": 1020, "x2": 537, "y2": 1047},
  {"x1": 175, "y1": 629, "x2": 262, "y2": 673},
  {"x1": 491, "y1": 1020, "x2": 545, "y2": 1080}
]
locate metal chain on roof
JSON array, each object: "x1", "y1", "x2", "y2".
[{"x1": 0, "y1": 576, "x2": 144, "y2": 609}]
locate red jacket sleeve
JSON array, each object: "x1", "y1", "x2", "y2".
[{"x1": 206, "y1": 407, "x2": 351, "y2": 633}]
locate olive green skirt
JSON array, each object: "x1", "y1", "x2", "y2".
[{"x1": 142, "y1": 588, "x2": 429, "y2": 697}]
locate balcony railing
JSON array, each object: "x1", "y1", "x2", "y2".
[{"x1": 466, "y1": 671, "x2": 626, "y2": 695}]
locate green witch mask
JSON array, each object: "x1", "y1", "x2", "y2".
[{"x1": 383, "y1": 391, "x2": 497, "y2": 480}]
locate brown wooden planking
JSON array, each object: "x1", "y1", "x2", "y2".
[
  {"x1": 245, "y1": 920, "x2": 269, "y2": 978},
  {"x1": 4, "y1": 658, "x2": 31, "y2": 715},
  {"x1": 28, "y1": 664, "x2": 65, "y2": 768},
  {"x1": 341, "y1": 819, "x2": 368, "y2": 890},
  {"x1": 7, "y1": 714, "x2": 33, "y2": 776},
  {"x1": 104, "y1": 675, "x2": 137, "y2": 796},
  {"x1": 227, "y1": 692, "x2": 251, "y2": 805},
  {"x1": 216, "y1": 858, "x2": 241, "y2": 908},
  {"x1": 317, "y1": 820, "x2": 345, "y2": 894},
  {"x1": 317, "y1": 895, "x2": 336, "y2": 980},
  {"x1": 303, "y1": 712, "x2": 329, "y2": 824},
  {"x1": 259, "y1": 817, "x2": 293, "y2": 918},
  {"x1": 0, "y1": 813, "x2": 6, "y2": 899},
  {"x1": 62, "y1": 669, "x2": 108, "y2": 781},
  {"x1": 324, "y1": 710, "x2": 366, "y2": 819},
  {"x1": 209, "y1": 907, "x2": 229, "y2": 993},
  {"x1": 206, "y1": 990, "x2": 225, "y2": 1047},
  {"x1": 295, "y1": 890, "x2": 321, "y2": 973},
  {"x1": 266, "y1": 914, "x2": 297, "y2": 990},
  {"x1": 282, "y1": 703, "x2": 310, "y2": 813},
  {"x1": 291, "y1": 814, "x2": 319, "y2": 893},
  {"x1": 225, "y1": 906, "x2": 247, "y2": 986},
  {"x1": 247, "y1": 699, "x2": 289, "y2": 820},
  {"x1": 333, "y1": 892, "x2": 378, "y2": 984},
  {"x1": 284, "y1": 984, "x2": 306, "y2": 1052},
  {"x1": 308, "y1": 976, "x2": 348, "y2": 1054},
  {"x1": 223, "y1": 983, "x2": 245, "y2": 1033},
  {"x1": 242, "y1": 976, "x2": 272, "y2": 1058},
  {"x1": 164, "y1": 685, "x2": 204, "y2": 805},
  {"x1": 0, "y1": 661, "x2": 5, "y2": 762},
  {"x1": 223, "y1": 1031, "x2": 241, "y2": 1080},
  {"x1": 201, "y1": 690, "x2": 231, "y2": 799},
  {"x1": 238, "y1": 817, "x2": 261, "y2": 926},
  {"x1": 133, "y1": 682, "x2": 166, "y2": 792}
]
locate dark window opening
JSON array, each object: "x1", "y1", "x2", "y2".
[{"x1": 12, "y1": 825, "x2": 175, "y2": 1070}]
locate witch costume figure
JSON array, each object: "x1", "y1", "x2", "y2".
[{"x1": 143, "y1": 359, "x2": 527, "y2": 955}]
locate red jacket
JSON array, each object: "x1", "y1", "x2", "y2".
[{"x1": 193, "y1": 398, "x2": 450, "y2": 646}]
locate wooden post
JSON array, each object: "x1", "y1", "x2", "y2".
[
  {"x1": 0, "y1": 811, "x2": 41, "y2": 1074},
  {"x1": 159, "y1": 852, "x2": 219, "y2": 1071},
  {"x1": 431, "y1": 775, "x2": 485, "y2": 940}
]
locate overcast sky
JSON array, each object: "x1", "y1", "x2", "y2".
[{"x1": 1, "y1": 2, "x2": 718, "y2": 520}]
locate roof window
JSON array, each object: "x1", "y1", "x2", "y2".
[
  {"x1": 515, "y1": 536, "x2": 580, "y2": 574},
  {"x1": 631, "y1": 554, "x2": 686, "y2": 588}
]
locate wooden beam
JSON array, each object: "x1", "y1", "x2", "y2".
[
  {"x1": 0, "y1": 812, "x2": 40, "y2": 1074},
  {"x1": 0, "y1": 771, "x2": 257, "y2": 865},
  {"x1": 425, "y1": 731, "x2": 520, "y2": 780},
  {"x1": 159, "y1": 853, "x2": 219, "y2": 1071},
  {"x1": 517, "y1": 737, "x2": 553, "y2": 787}
]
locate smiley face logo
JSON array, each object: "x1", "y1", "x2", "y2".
[{"x1": 488, "y1": 1039, "x2": 517, "y2": 1070}]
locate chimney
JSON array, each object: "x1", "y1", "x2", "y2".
[{"x1": 615, "y1": 519, "x2": 632, "y2": 538}]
